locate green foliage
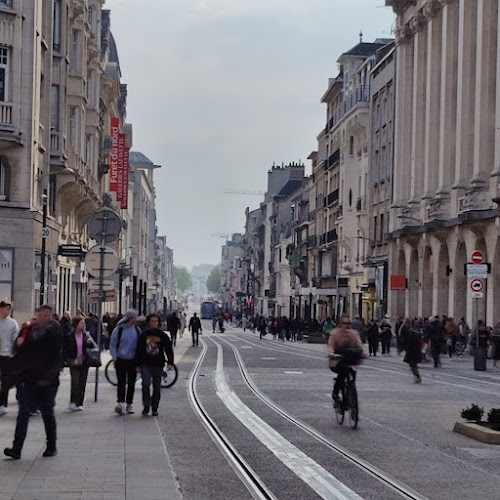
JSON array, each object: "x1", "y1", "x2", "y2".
[
  {"x1": 206, "y1": 265, "x2": 221, "y2": 293},
  {"x1": 487, "y1": 408, "x2": 500, "y2": 424},
  {"x1": 460, "y1": 404, "x2": 484, "y2": 422},
  {"x1": 175, "y1": 266, "x2": 192, "y2": 292}
]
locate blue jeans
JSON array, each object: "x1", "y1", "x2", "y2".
[
  {"x1": 141, "y1": 365, "x2": 163, "y2": 410},
  {"x1": 13, "y1": 382, "x2": 58, "y2": 452}
]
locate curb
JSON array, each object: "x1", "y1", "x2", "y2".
[{"x1": 453, "y1": 421, "x2": 500, "y2": 445}]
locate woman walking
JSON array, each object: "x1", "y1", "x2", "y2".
[
  {"x1": 404, "y1": 319, "x2": 423, "y2": 383},
  {"x1": 63, "y1": 316, "x2": 96, "y2": 411}
]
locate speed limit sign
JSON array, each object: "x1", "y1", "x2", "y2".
[{"x1": 41, "y1": 227, "x2": 50, "y2": 239}]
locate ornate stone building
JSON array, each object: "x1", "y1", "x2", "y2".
[{"x1": 387, "y1": 0, "x2": 500, "y2": 325}]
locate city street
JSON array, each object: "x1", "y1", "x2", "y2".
[{"x1": 1, "y1": 320, "x2": 500, "y2": 500}]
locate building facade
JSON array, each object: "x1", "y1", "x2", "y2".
[{"x1": 387, "y1": 0, "x2": 500, "y2": 326}]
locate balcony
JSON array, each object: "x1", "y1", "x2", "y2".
[
  {"x1": 330, "y1": 85, "x2": 370, "y2": 129},
  {"x1": 326, "y1": 149, "x2": 340, "y2": 170},
  {"x1": 50, "y1": 131, "x2": 67, "y2": 156},
  {"x1": 356, "y1": 196, "x2": 366, "y2": 213},
  {"x1": 327, "y1": 189, "x2": 339, "y2": 206},
  {"x1": 327, "y1": 229, "x2": 338, "y2": 243},
  {"x1": 0, "y1": 103, "x2": 12, "y2": 127}
]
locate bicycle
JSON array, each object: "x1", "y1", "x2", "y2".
[
  {"x1": 330, "y1": 349, "x2": 362, "y2": 429},
  {"x1": 105, "y1": 359, "x2": 178, "y2": 389}
]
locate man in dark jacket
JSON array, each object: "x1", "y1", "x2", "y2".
[
  {"x1": 136, "y1": 314, "x2": 174, "y2": 417},
  {"x1": 189, "y1": 313, "x2": 202, "y2": 347},
  {"x1": 425, "y1": 315, "x2": 445, "y2": 368},
  {"x1": 4, "y1": 305, "x2": 63, "y2": 460},
  {"x1": 167, "y1": 312, "x2": 181, "y2": 346}
]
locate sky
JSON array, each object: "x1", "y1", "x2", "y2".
[{"x1": 105, "y1": 0, "x2": 395, "y2": 270}]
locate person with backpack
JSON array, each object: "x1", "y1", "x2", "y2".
[
  {"x1": 135, "y1": 314, "x2": 174, "y2": 417},
  {"x1": 110, "y1": 309, "x2": 140, "y2": 415}
]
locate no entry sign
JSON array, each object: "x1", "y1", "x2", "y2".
[
  {"x1": 470, "y1": 279, "x2": 484, "y2": 293},
  {"x1": 471, "y1": 251, "x2": 484, "y2": 264}
]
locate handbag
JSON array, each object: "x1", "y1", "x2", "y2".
[{"x1": 85, "y1": 334, "x2": 101, "y2": 368}]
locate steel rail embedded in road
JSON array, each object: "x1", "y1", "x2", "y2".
[
  {"x1": 221, "y1": 337, "x2": 429, "y2": 500},
  {"x1": 187, "y1": 339, "x2": 277, "y2": 500}
]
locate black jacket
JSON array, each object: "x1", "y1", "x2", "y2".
[
  {"x1": 62, "y1": 330, "x2": 94, "y2": 366},
  {"x1": 167, "y1": 314, "x2": 181, "y2": 333},
  {"x1": 189, "y1": 316, "x2": 202, "y2": 332},
  {"x1": 135, "y1": 328, "x2": 174, "y2": 367}
]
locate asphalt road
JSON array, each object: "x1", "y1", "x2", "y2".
[{"x1": 156, "y1": 321, "x2": 500, "y2": 500}]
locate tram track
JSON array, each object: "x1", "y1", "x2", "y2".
[
  {"x1": 217, "y1": 335, "x2": 429, "y2": 500},
  {"x1": 187, "y1": 339, "x2": 277, "y2": 500}
]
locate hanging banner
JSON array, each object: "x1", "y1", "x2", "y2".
[
  {"x1": 116, "y1": 133, "x2": 125, "y2": 201},
  {"x1": 109, "y1": 117, "x2": 120, "y2": 192},
  {"x1": 121, "y1": 147, "x2": 129, "y2": 209}
]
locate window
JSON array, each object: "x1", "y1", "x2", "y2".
[
  {"x1": 50, "y1": 85, "x2": 59, "y2": 131},
  {"x1": 85, "y1": 134, "x2": 93, "y2": 168},
  {"x1": 86, "y1": 71, "x2": 95, "y2": 107},
  {"x1": 0, "y1": 47, "x2": 9, "y2": 102},
  {"x1": 70, "y1": 30, "x2": 80, "y2": 73},
  {"x1": 68, "y1": 106, "x2": 79, "y2": 147},
  {"x1": 373, "y1": 216, "x2": 377, "y2": 242},
  {"x1": 88, "y1": 7, "x2": 97, "y2": 37},
  {"x1": 0, "y1": 0, "x2": 13, "y2": 8},
  {"x1": 380, "y1": 213, "x2": 384, "y2": 241},
  {"x1": 0, "y1": 158, "x2": 8, "y2": 200},
  {"x1": 349, "y1": 136, "x2": 354, "y2": 156},
  {"x1": 53, "y1": 0, "x2": 62, "y2": 51}
]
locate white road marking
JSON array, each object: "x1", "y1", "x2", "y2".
[
  {"x1": 262, "y1": 357, "x2": 277, "y2": 360},
  {"x1": 240, "y1": 346, "x2": 252, "y2": 349},
  {"x1": 284, "y1": 371, "x2": 303, "y2": 375},
  {"x1": 213, "y1": 341, "x2": 364, "y2": 500}
]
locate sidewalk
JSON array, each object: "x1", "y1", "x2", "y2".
[{"x1": 0, "y1": 349, "x2": 186, "y2": 500}]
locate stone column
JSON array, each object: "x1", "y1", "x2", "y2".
[
  {"x1": 453, "y1": 0, "x2": 477, "y2": 190},
  {"x1": 410, "y1": 15, "x2": 427, "y2": 205},
  {"x1": 491, "y1": 0, "x2": 500, "y2": 180},
  {"x1": 393, "y1": 26, "x2": 414, "y2": 209},
  {"x1": 423, "y1": 3, "x2": 442, "y2": 199},
  {"x1": 437, "y1": 0, "x2": 458, "y2": 195},
  {"x1": 472, "y1": 0, "x2": 497, "y2": 187}
]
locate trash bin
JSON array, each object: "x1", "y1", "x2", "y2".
[{"x1": 474, "y1": 346, "x2": 487, "y2": 371}]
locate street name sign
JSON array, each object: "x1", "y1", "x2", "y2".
[
  {"x1": 466, "y1": 264, "x2": 488, "y2": 279},
  {"x1": 58, "y1": 244, "x2": 83, "y2": 257},
  {"x1": 88, "y1": 278, "x2": 115, "y2": 292}
]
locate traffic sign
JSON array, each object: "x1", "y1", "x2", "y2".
[
  {"x1": 471, "y1": 250, "x2": 484, "y2": 264},
  {"x1": 88, "y1": 210, "x2": 122, "y2": 243},
  {"x1": 471, "y1": 292, "x2": 484, "y2": 299},
  {"x1": 41, "y1": 227, "x2": 50, "y2": 239},
  {"x1": 470, "y1": 279, "x2": 484, "y2": 293},
  {"x1": 88, "y1": 290, "x2": 118, "y2": 303},
  {"x1": 88, "y1": 278, "x2": 115, "y2": 292},
  {"x1": 85, "y1": 245, "x2": 119, "y2": 278},
  {"x1": 58, "y1": 244, "x2": 83, "y2": 257},
  {"x1": 466, "y1": 264, "x2": 488, "y2": 279}
]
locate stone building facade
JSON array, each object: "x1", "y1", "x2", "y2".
[{"x1": 387, "y1": 0, "x2": 500, "y2": 326}]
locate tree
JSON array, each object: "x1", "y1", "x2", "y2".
[
  {"x1": 175, "y1": 266, "x2": 193, "y2": 292},
  {"x1": 206, "y1": 265, "x2": 221, "y2": 293}
]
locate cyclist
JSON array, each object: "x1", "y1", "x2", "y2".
[{"x1": 327, "y1": 315, "x2": 364, "y2": 404}]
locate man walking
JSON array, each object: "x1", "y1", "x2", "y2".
[
  {"x1": 167, "y1": 311, "x2": 181, "y2": 347},
  {"x1": 425, "y1": 315, "x2": 445, "y2": 368},
  {"x1": 0, "y1": 300, "x2": 18, "y2": 416},
  {"x1": 4, "y1": 305, "x2": 63, "y2": 459},
  {"x1": 136, "y1": 314, "x2": 174, "y2": 416},
  {"x1": 110, "y1": 309, "x2": 140, "y2": 415},
  {"x1": 189, "y1": 313, "x2": 202, "y2": 347}
]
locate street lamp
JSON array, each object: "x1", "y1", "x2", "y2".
[{"x1": 37, "y1": 167, "x2": 76, "y2": 306}]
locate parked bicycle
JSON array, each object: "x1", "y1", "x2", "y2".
[{"x1": 105, "y1": 359, "x2": 178, "y2": 389}]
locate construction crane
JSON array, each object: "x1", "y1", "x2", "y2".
[{"x1": 224, "y1": 189, "x2": 265, "y2": 196}]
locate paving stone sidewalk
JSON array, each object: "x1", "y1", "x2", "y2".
[{"x1": 0, "y1": 351, "x2": 184, "y2": 500}]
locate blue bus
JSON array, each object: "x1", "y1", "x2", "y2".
[{"x1": 201, "y1": 301, "x2": 217, "y2": 319}]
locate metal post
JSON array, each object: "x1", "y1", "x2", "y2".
[
  {"x1": 94, "y1": 211, "x2": 109, "y2": 402},
  {"x1": 118, "y1": 264, "x2": 123, "y2": 316},
  {"x1": 40, "y1": 189, "x2": 48, "y2": 306}
]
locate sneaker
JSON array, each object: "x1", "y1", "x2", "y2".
[
  {"x1": 4, "y1": 448, "x2": 21, "y2": 460},
  {"x1": 68, "y1": 403, "x2": 78, "y2": 412},
  {"x1": 42, "y1": 448, "x2": 57, "y2": 457},
  {"x1": 142, "y1": 406, "x2": 150, "y2": 416},
  {"x1": 0, "y1": 405, "x2": 7, "y2": 416},
  {"x1": 152, "y1": 409, "x2": 158, "y2": 416},
  {"x1": 125, "y1": 404, "x2": 134, "y2": 414},
  {"x1": 76, "y1": 406, "x2": 84, "y2": 411},
  {"x1": 114, "y1": 403, "x2": 124, "y2": 416}
]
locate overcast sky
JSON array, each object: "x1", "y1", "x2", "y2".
[{"x1": 105, "y1": 0, "x2": 395, "y2": 270}]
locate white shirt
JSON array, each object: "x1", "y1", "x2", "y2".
[{"x1": 0, "y1": 316, "x2": 19, "y2": 357}]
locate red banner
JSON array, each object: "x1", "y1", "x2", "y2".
[
  {"x1": 109, "y1": 117, "x2": 120, "y2": 192},
  {"x1": 390, "y1": 275, "x2": 406, "y2": 291},
  {"x1": 116, "y1": 133, "x2": 125, "y2": 201},
  {"x1": 121, "y1": 148, "x2": 129, "y2": 209}
]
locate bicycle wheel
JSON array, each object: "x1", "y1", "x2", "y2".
[
  {"x1": 347, "y1": 383, "x2": 359, "y2": 429},
  {"x1": 161, "y1": 364, "x2": 178, "y2": 388},
  {"x1": 105, "y1": 359, "x2": 117, "y2": 386},
  {"x1": 333, "y1": 387, "x2": 345, "y2": 425}
]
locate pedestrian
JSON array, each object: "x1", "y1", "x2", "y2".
[
  {"x1": 109, "y1": 309, "x2": 140, "y2": 415},
  {"x1": 458, "y1": 317, "x2": 471, "y2": 344},
  {"x1": 404, "y1": 319, "x2": 423, "y2": 383},
  {"x1": 424, "y1": 315, "x2": 445, "y2": 367},
  {"x1": 189, "y1": 313, "x2": 202, "y2": 346},
  {"x1": 242, "y1": 315, "x2": 248, "y2": 332},
  {"x1": 167, "y1": 311, "x2": 181, "y2": 346},
  {"x1": 444, "y1": 317, "x2": 459, "y2": 358},
  {"x1": 4, "y1": 305, "x2": 63, "y2": 460},
  {"x1": 63, "y1": 316, "x2": 96, "y2": 411},
  {"x1": 0, "y1": 300, "x2": 18, "y2": 416},
  {"x1": 136, "y1": 313, "x2": 174, "y2": 417},
  {"x1": 490, "y1": 323, "x2": 500, "y2": 367},
  {"x1": 397, "y1": 318, "x2": 411, "y2": 355},
  {"x1": 59, "y1": 311, "x2": 71, "y2": 336},
  {"x1": 212, "y1": 313, "x2": 217, "y2": 333},
  {"x1": 218, "y1": 313, "x2": 225, "y2": 333},
  {"x1": 179, "y1": 312, "x2": 186, "y2": 339},
  {"x1": 258, "y1": 316, "x2": 267, "y2": 340},
  {"x1": 366, "y1": 318, "x2": 379, "y2": 356},
  {"x1": 379, "y1": 316, "x2": 393, "y2": 355},
  {"x1": 322, "y1": 317, "x2": 335, "y2": 343}
]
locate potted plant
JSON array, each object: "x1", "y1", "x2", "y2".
[{"x1": 460, "y1": 404, "x2": 484, "y2": 422}]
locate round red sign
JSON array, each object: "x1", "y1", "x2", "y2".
[
  {"x1": 470, "y1": 279, "x2": 484, "y2": 292},
  {"x1": 471, "y1": 250, "x2": 484, "y2": 264}
]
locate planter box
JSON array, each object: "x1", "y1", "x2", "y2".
[
  {"x1": 453, "y1": 422, "x2": 500, "y2": 445},
  {"x1": 305, "y1": 333, "x2": 326, "y2": 344}
]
